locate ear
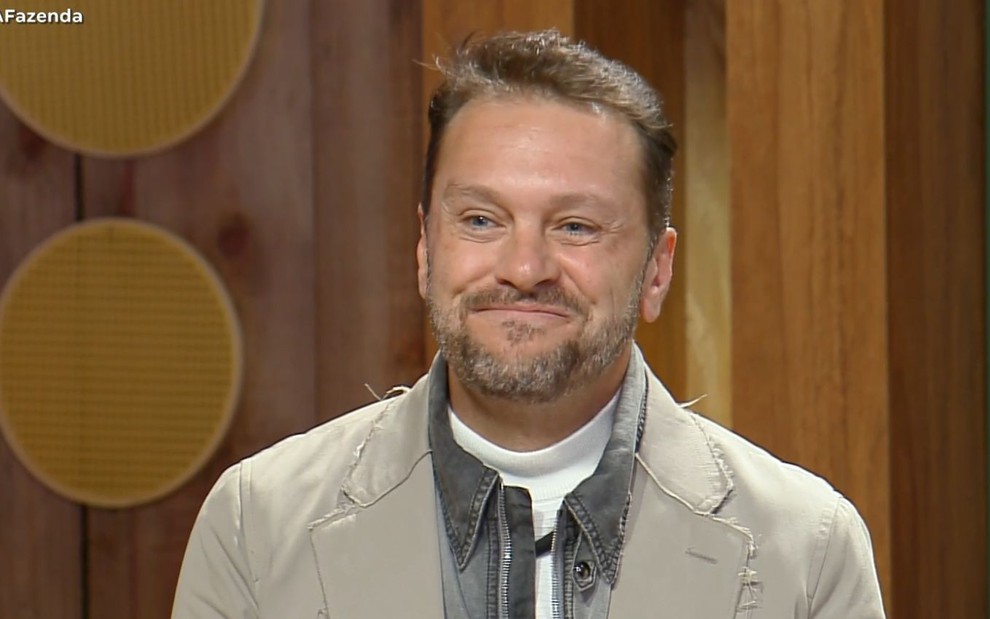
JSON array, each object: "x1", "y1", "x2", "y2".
[
  {"x1": 416, "y1": 204, "x2": 428, "y2": 299},
  {"x1": 639, "y1": 228, "x2": 677, "y2": 323}
]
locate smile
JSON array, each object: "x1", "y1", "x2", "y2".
[{"x1": 472, "y1": 305, "x2": 571, "y2": 322}]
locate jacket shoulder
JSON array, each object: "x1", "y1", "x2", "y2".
[
  {"x1": 192, "y1": 394, "x2": 407, "y2": 551},
  {"x1": 694, "y1": 414, "x2": 838, "y2": 503},
  {"x1": 691, "y1": 413, "x2": 883, "y2": 614},
  {"x1": 241, "y1": 395, "x2": 398, "y2": 504}
]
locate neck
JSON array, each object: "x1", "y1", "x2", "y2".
[{"x1": 447, "y1": 346, "x2": 631, "y2": 451}]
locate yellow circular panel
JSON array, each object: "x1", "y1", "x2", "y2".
[
  {"x1": 0, "y1": 1, "x2": 264, "y2": 156},
  {"x1": 0, "y1": 219, "x2": 242, "y2": 508}
]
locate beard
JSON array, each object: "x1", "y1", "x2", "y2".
[{"x1": 426, "y1": 270, "x2": 644, "y2": 404}]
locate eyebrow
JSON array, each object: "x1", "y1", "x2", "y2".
[
  {"x1": 442, "y1": 182, "x2": 616, "y2": 213},
  {"x1": 441, "y1": 183, "x2": 503, "y2": 206},
  {"x1": 548, "y1": 192, "x2": 616, "y2": 211}
]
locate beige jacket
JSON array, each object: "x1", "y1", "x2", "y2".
[{"x1": 172, "y1": 364, "x2": 885, "y2": 618}]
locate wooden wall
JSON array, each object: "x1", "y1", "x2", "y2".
[
  {"x1": 1, "y1": 1, "x2": 426, "y2": 617},
  {"x1": 885, "y1": 1, "x2": 986, "y2": 615},
  {"x1": 729, "y1": 1, "x2": 986, "y2": 617},
  {"x1": 0, "y1": 1, "x2": 984, "y2": 617},
  {"x1": 728, "y1": 0, "x2": 892, "y2": 601},
  {"x1": 78, "y1": 0, "x2": 322, "y2": 615},
  {"x1": 0, "y1": 99, "x2": 81, "y2": 619}
]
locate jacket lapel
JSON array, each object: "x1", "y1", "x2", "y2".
[
  {"x1": 609, "y1": 365, "x2": 754, "y2": 617},
  {"x1": 608, "y1": 463, "x2": 752, "y2": 617},
  {"x1": 304, "y1": 349, "x2": 755, "y2": 618},
  {"x1": 307, "y1": 378, "x2": 445, "y2": 618}
]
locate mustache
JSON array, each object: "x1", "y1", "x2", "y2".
[{"x1": 460, "y1": 287, "x2": 586, "y2": 315}]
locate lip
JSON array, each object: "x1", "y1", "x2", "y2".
[{"x1": 473, "y1": 305, "x2": 571, "y2": 318}]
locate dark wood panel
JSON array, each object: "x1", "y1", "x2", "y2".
[
  {"x1": 574, "y1": 0, "x2": 688, "y2": 399},
  {"x1": 80, "y1": 0, "x2": 319, "y2": 616},
  {"x1": 0, "y1": 107, "x2": 81, "y2": 617},
  {"x1": 313, "y1": 0, "x2": 426, "y2": 420},
  {"x1": 885, "y1": 0, "x2": 987, "y2": 616},
  {"x1": 727, "y1": 0, "x2": 892, "y2": 606}
]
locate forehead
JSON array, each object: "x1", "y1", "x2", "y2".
[{"x1": 433, "y1": 96, "x2": 646, "y2": 208}]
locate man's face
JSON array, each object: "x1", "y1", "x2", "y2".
[{"x1": 418, "y1": 97, "x2": 675, "y2": 403}]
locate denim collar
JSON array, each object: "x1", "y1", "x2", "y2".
[{"x1": 428, "y1": 346, "x2": 649, "y2": 585}]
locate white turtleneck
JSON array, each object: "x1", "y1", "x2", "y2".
[{"x1": 448, "y1": 392, "x2": 618, "y2": 619}]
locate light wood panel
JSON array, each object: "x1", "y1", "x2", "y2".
[
  {"x1": 574, "y1": 0, "x2": 689, "y2": 400},
  {"x1": 684, "y1": 0, "x2": 730, "y2": 425},
  {"x1": 79, "y1": 0, "x2": 318, "y2": 616},
  {"x1": 885, "y1": 0, "x2": 987, "y2": 616},
  {"x1": 422, "y1": 0, "x2": 573, "y2": 72},
  {"x1": 314, "y1": 0, "x2": 426, "y2": 420},
  {"x1": 727, "y1": 0, "x2": 892, "y2": 608},
  {"x1": 0, "y1": 105, "x2": 81, "y2": 619}
]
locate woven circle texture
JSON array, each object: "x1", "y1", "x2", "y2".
[
  {"x1": 0, "y1": 220, "x2": 242, "y2": 508},
  {"x1": 0, "y1": 0, "x2": 264, "y2": 156}
]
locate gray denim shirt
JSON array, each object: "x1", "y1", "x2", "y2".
[{"x1": 427, "y1": 352, "x2": 649, "y2": 619}]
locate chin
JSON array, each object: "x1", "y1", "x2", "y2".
[{"x1": 474, "y1": 328, "x2": 569, "y2": 353}]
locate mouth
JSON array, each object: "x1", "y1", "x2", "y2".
[{"x1": 472, "y1": 305, "x2": 571, "y2": 320}]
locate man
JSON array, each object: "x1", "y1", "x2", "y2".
[{"x1": 172, "y1": 30, "x2": 885, "y2": 618}]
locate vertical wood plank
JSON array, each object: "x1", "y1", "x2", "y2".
[
  {"x1": 684, "y1": 0, "x2": 730, "y2": 426},
  {"x1": 422, "y1": 0, "x2": 573, "y2": 73},
  {"x1": 574, "y1": 0, "x2": 688, "y2": 399},
  {"x1": 501, "y1": 0, "x2": 574, "y2": 33},
  {"x1": 80, "y1": 0, "x2": 317, "y2": 616},
  {"x1": 313, "y1": 0, "x2": 426, "y2": 419},
  {"x1": 0, "y1": 109, "x2": 81, "y2": 619},
  {"x1": 421, "y1": 0, "x2": 574, "y2": 139},
  {"x1": 885, "y1": 0, "x2": 987, "y2": 616},
  {"x1": 420, "y1": 2, "x2": 576, "y2": 179},
  {"x1": 727, "y1": 0, "x2": 892, "y2": 607}
]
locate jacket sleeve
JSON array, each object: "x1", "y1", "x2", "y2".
[
  {"x1": 171, "y1": 463, "x2": 259, "y2": 619},
  {"x1": 808, "y1": 496, "x2": 886, "y2": 618}
]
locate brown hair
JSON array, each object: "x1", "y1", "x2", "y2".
[{"x1": 422, "y1": 29, "x2": 676, "y2": 248}]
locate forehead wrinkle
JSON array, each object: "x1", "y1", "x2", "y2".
[
  {"x1": 442, "y1": 182, "x2": 623, "y2": 218},
  {"x1": 441, "y1": 182, "x2": 504, "y2": 208},
  {"x1": 548, "y1": 191, "x2": 622, "y2": 214}
]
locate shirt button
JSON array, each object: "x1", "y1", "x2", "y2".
[{"x1": 573, "y1": 560, "x2": 595, "y2": 588}]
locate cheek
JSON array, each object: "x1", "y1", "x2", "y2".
[
  {"x1": 558, "y1": 252, "x2": 620, "y2": 299},
  {"x1": 428, "y1": 236, "x2": 497, "y2": 295},
  {"x1": 558, "y1": 250, "x2": 644, "y2": 315}
]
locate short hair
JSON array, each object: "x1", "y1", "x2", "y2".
[{"x1": 421, "y1": 29, "x2": 677, "y2": 248}]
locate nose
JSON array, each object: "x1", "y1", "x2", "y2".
[{"x1": 493, "y1": 225, "x2": 561, "y2": 291}]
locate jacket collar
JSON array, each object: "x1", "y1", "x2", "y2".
[
  {"x1": 316, "y1": 343, "x2": 735, "y2": 564},
  {"x1": 336, "y1": 373, "x2": 433, "y2": 508},
  {"x1": 426, "y1": 355, "x2": 500, "y2": 568},
  {"x1": 559, "y1": 347, "x2": 648, "y2": 584},
  {"x1": 637, "y1": 366, "x2": 734, "y2": 515},
  {"x1": 307, "y1": 374, "x2": 443, "y2": 618},
  {"x1": 323, "y1": 344, "x2": 732, "y2": 517},
  {"x1": 427, "y1": 350, "x2": 650, "y2": 580},
  {"x1": 424, "y1": 345, "x2": 733, "y2": 584}
]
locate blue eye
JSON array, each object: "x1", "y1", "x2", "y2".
[
  {"x1": 468, "y1": 215, "x2": 493, "y2": 228},
  {"x1": 562, "y1": 221, "x2": 592, "y2": 235}
]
